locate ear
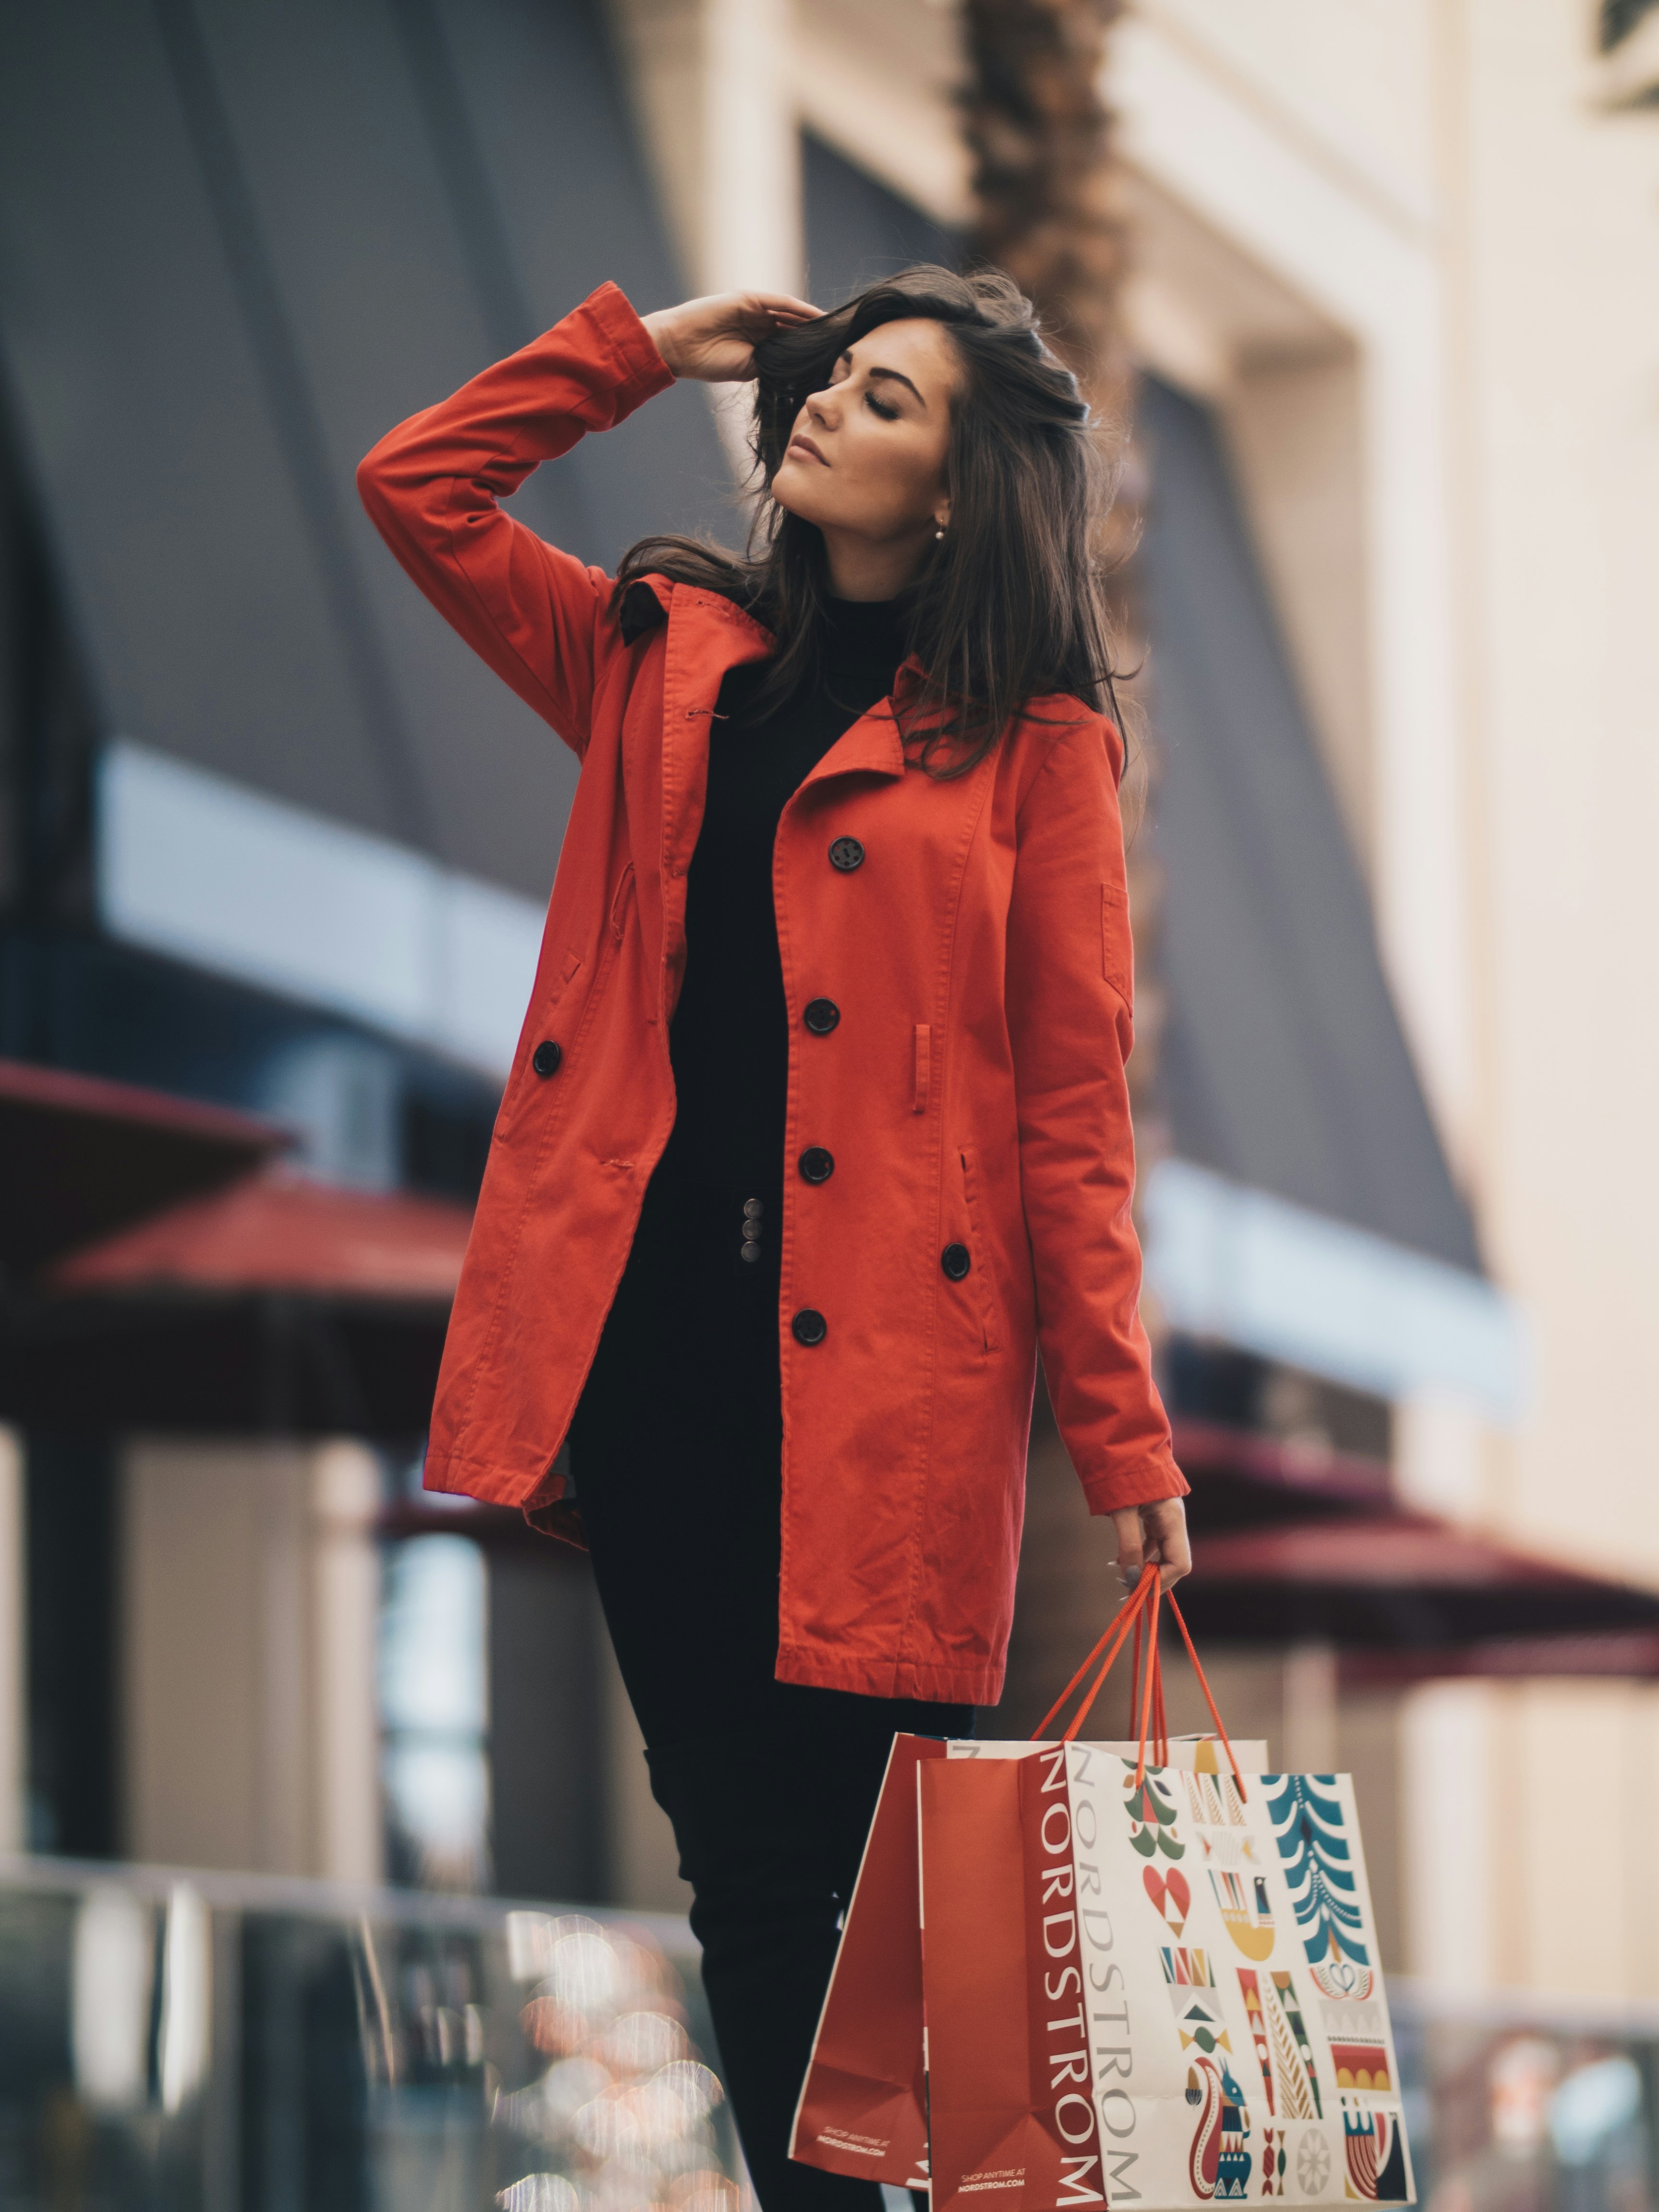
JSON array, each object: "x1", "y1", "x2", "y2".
[{"x1": 934, "y1": 499, "x2": 951, "y2": 532}]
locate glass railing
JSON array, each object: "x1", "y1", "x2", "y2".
[
  {"x1": 5, "y1": 1854, "x2": 1659, "y2": 2212},
  {"x1": 1392, "y1": 1981, "x2": 1659, "y2": 2212},
  {"x1": 0, "y1": 1854, "x2": 746, "y2": 2212}
]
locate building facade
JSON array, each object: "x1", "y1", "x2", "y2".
[{"x1": 2, "y1": 0, "x2": 1657, "y2": 2005}]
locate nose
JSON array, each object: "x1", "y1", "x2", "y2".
[{"x1": 804, "y1": 385, "x2": 837, "y2": 429}]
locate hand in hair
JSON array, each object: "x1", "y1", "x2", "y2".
[{"x1": 642, "y1": 291, "x2": 823, "y2": 384}]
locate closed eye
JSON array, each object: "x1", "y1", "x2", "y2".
[{"x1": 865, "y1": 390, "x2": 899, "y2": 421}]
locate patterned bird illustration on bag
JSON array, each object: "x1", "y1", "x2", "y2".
[{"x1": 1212, "y1": 1869, "x2": 1276, "y2": 1960}]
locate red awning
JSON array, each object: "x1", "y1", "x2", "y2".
[
  {"x1": 1172, "y1": 1417, "x2": 1391, "y2": 1527},
  {"x1": 50, "y1": 1168, "x2": 472, "y2": 1300},
  {"x1": 2, "y1": 1167, "x2": 472, "y2": 1437},
  {"x1": 1193, "y1": 1515, "x2": 1590, "y2": 1587},
  {"x1": 0, "y1": 1057, "x2": 287, "y2": 1279},
  {"x1": 1175, "y1": 1508, "x2": 1659, "y2": 1664}
]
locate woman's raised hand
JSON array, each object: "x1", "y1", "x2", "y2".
[{"x1": 641, "y1": 291, "x2": 823, "y2": 383}]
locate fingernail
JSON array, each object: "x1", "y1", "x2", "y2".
[{"x1": 1120, "y1": 1565, "x2": 1141, "y2": 1589}]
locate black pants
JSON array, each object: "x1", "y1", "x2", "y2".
[
  {"x1": 570, "y1": 1168, "x2": 973, "y2": 2212},
  {"x1": 643, "y1": 1695, "x2": 969, "y2": 2212}
]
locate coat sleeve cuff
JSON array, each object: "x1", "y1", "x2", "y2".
[
  {"x1": 1078, "y1": 1451, "x2": 1190, "y2": 1518},
  {"x1": 523, "y1": 1499, "x2": 589, "y2": 1549},
  {"x1": 577, "y1": 280, "x2": 677, "y2": 418}
]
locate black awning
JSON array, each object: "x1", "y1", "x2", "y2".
[
  {"x1": 1138, "y1": 376, "x2": 1479, "y2": 1273},
  {"x1": 0, "y1": 0, "x2": 730, "y2": 904}
]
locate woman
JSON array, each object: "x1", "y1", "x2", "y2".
[{"x1": 359, "y1": 267, "x2": 1190, "y2": 2211}]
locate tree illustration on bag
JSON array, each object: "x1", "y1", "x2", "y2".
[
  {"x1": 1262, "y1": 1775, "x2": 1368, "y2": 1967},
  {"x1": 1122, "y1": 1762, "x2": 1184, "y2": 1859}
]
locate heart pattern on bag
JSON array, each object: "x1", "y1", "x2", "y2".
[
  {"x1": 1310, "y1": 1960, "x2": 1374, "y2": 2001},
  {"x1": 1144, "y1": 1865, "x2": 1192, "y2": 1935}
]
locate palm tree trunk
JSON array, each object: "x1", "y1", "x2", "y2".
[
  {"x1": 963, "y1": 0, "x2": 1170, "y2": 1736},
  {"x1": 961, "y1": 0, "x2": 1159, "y2": 1131},
  {"x1": 961, "y1": 0, "x2": 1132, "y2": 433}
]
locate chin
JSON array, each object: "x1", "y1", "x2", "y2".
[{"x1": 770, "y1": 464, "x2": 830, "y2": 529}]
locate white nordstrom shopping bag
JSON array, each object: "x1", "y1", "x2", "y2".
[
  {"x1": 920, "y1": 1736, "x2": 1412, "y2": 2211},
  {"x1": 796, "y1": 1573, "x2": 1413, "y2": 2212}
]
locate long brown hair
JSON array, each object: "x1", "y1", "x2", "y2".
[{"x1": 615, "y1": 266, "x2": 1126, "y2": 777}]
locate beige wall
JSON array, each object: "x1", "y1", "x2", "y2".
[
  {"x1": 122, "y1": 1438, "x2": 382, "y2": 1882},
  {"x1": 1450, "y1": 0, "x2": 1659, "y2": 1577}
]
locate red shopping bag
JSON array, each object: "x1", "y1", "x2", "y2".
[
  {"x1": 787, "y1": 1731, "x2": 943, "y2": 2188},
  {"x1": 789, "y1": 1575, "x2": 1197, "y2": 2192}
]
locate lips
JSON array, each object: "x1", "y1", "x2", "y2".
[{"x1": 787, "y1": 433, "x2": 828, "y2": 466}]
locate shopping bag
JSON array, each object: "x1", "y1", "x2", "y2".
[
  {"x1": 920, "y1": 1577, "x2": 1413, "y2": 2212},
  {"x1": 792, "y1": 1572, "x2": 1411, "y2": 2211},
  {"x1": 788, "y1": 1730, "x2": 944, "y2": 2190},
  {"x1": 789, "y1": 1725, "x2": 1262, "y2": 2192}
]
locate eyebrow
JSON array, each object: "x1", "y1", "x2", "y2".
[{"x1": 839, "y1": 350, "x2": 926, "y2": 407}]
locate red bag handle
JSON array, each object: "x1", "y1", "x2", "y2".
[
  {"x1": 1033, "y1": 1575, "x2": 1247, "y2": 1801},
  {"x1": 1032, "y1": 1565, "x2": 1157, "y2": 1742},
  {"x1": 1167, "y1": 1590, "x2": 1244, "y2": 1792}
]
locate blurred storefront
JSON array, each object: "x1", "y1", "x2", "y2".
[
  {"x1": 0, "y1": 1854, "x2": 742, "y2": 2212},
  {"x1": 0, "y1": 0, "x2": 1657, "y2": 2080}
]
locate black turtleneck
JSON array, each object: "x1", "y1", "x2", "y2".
[
  {"x1": 663, "y1": 594, "x2": 908, "y2": 1213},
  {"x1": 572, "y1": 599, "x2": 906, "y2": 1500}
]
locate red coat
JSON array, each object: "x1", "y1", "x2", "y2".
[{"x1": 358, "y1": 282, "x2": 1183, "y2": 1706}]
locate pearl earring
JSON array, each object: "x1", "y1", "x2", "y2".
[{"x1": 934, "y1": 523, "x2": 947, "y2": 541}]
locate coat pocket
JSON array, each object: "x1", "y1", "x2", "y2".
[
  {"x1": 957, "y1": 1145, "x2": 999, "y2": 1354},
  {"x1": 608, "y1": 862, "x2": 637, "y2": 949},
  {"x1": 1102, "y1": 879, "x2": 1133, "y2": 1003},
  {"x1": 537, "y1": 864, "x2": 635, "y2": 1071},
  {"x1": 568, "y1": 862, "x2": 637, "y2": 1034}
]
